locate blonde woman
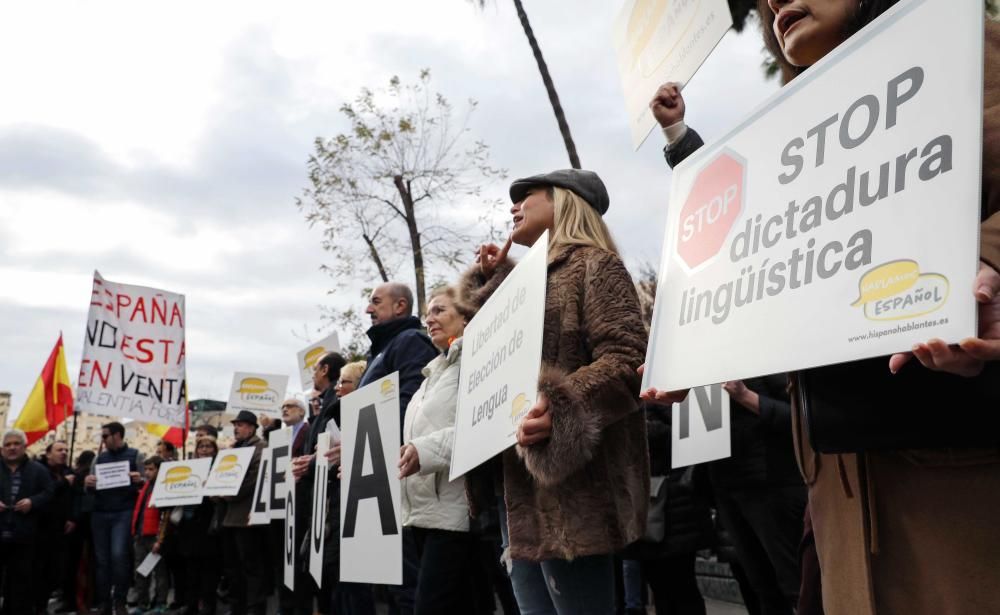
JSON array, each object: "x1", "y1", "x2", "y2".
[{"x1": 462, "y1": 169, "x2": 649, "y2": 614}]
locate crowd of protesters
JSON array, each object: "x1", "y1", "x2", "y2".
[{"x1": 3, "y1": 2, "x2": 998, "y2": 614}]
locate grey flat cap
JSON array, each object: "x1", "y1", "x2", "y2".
[{"x1": 509, "y1": 169, "x2": 610, "y2": 215}]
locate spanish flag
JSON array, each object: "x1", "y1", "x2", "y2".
[
  {"x1": 15, "y1": 334, "x2": 74, "y2": 445},
  {"x1": 146, "y1": 422, "x2": 184, "y2": 447}
]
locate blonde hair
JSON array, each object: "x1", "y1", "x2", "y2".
[
  {"x1": 341, "y1": 361, "x2": 367, "y2": 383},
  {"x1": 549, "y1": 187, "x2": 619, "y2": 256}
]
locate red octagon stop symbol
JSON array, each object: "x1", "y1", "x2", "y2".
[{"x1": 676, "y1": 150, "x2": 745, "y2": 270}]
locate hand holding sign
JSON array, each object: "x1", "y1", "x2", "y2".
[
  {"x1": 890, "y1": 262, "x2": 1000, "y2": 376},
  {"x1": 638, "y1": 364, "x2": 689, "y2": 404},
  {"x1": 649, "y1": 82, "x2": 685, "y2": 128},
  {"x1": 516, "y1": 393, "x2": 552, "y2": 447}
]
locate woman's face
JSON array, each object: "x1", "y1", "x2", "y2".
[
  {"x1": 425, "y1": 295, "x2": 465, "y2": 350},
  {"x1": 511, "y1": 188, "x2": 555, "y2": 247},
  {"x1": 195, "y1": 441, "x2": 215, "y2": 459},
  {"x1": 767, "y1": 0, "x2": 858, "y2": 67},
  {"x1": 336, "y1": 373, "x2": 356, "y2": 398}
]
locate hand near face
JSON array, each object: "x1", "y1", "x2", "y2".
[
  {"x1": 890, "y1": 262, "x2": 1000, "y2": 376},
  {"x1": 517, "y1": 393, "x2": 552, "y2": 446},
  {"x1": 398, "y1": 444, "x2": 420, "y2": 479},
  {"x1": 478, "y1": 236, "x2": 513, "y2": 278},
  {"x1": 649, "y1": 82, "x2": 685, "y2": 128},
  {"x1": 129, "y1": 472, "x2": 142, "y2": 485},
  {"x1": 638, "y1": 364, "x2": 690, "y2": 404}
]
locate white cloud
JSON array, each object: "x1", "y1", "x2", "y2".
[{"x1": 0, "y1": 0, "x2": 780, "y2": 421}]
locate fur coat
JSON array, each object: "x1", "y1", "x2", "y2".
[{"x1": 459, "y1": 242, "x2": 650, "y2": 561}]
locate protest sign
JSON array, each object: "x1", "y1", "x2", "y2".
[
  {"x1": 310, "y1": 432, "x2": 331, "y2": 587},
  {"x1": 340, "y1": 372, "x2": 401, "y2": 585},
  {"x1": 284, "y1": 443, "x2": 296, "y2": 590},
  {"x1": 149, "y1": 458, "x2": 212, "y2": 508},
  {"x1": 248, "y1": 455, "x2": 271, "y2": 526},
  {"x1": 95, "y1": 461, "x2": 131, "y2": 490},
  {"x1": 450, "y1": 231, "x2": 547, "y2": 481},
  {"x1": 76, "y1": 272, "x2": 186, "y2": 426},
  {"x1": 227, "y1": 372, "x2": 289, "y2": 418},
  {"x1": 203, "y1": 447, "x2": 256, "y2": 497},
  {"x1": 136, "y1": 553, "x2": 161, "y2": 578},
  {"x1": 644, "y1": 0, "x2": 983, "y2": 391},
  {"x1": 297, "y1": 333, "x2": 341, "y2": 391},
  {"x1": 269, "y1": 427, "x2": 291, "y2": 520},
  {"x1": 613, "y1": 0, "x2": 733, "y2": 149},
  {"x1": 672, "y1": 384, "x2": 730, "y2": 468}
]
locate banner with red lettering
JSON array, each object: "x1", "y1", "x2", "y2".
[{"x1": 76, "y1": 271, "x2": 187, "y2": 426}]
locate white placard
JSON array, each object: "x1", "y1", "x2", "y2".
[
  {"x1": 340, "y1": 372, "x2": 401, "y2": 585},
  {"x1": 284, "y1": 441, "x2": 296, "y2": 590},
  {"x1": 450, "y1": 231, "x2": 548, "y2": 481},
  {"x1": 325, "y1": 418, "x2": 341, "y2": 444},
  {"x1": 76, "y1": 272, "x2": 187, "y2": 426},
  {"x1": 149, "y1": 458, "x2": 212, "y2": 508},
  {"x1": 136, "y1": 552, "x2": 162, "y2": 578},
  {"x1": 671, "y1": 384, "x2": 731, "y2": 468},
  {"x1": 227, "y1": 372, "x2": 289, "y2": 418},
  {"x1": 644, "y1": 0, "x2": 982, "y2": 392},
  {"x1": 310, "y1": 432, "x2": 331, "y2": 587},
  {"x1": 613, "y1": 0, "x2": 733, "y2": 149},
  {"x1": 268, "y1": 428, "x2": 291, "y2": 520},
  {"x1": 248, "y1": 455, "x2": 271, "y2": 526},
  {"x1": 297, "y1": 333, "x2": 341, "y2": 391},
  {"x1": 95, "y1": 461, "x2": 131, "y2": 490},
  {"x1": 203, "y1": 447, "x2": 256, "y2": 497}
]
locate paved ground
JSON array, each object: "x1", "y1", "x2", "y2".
[{"x1": 706, "y1": 597, "x2": 750, "y2": 615}]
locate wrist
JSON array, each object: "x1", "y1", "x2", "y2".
[{"x1": 662, "y1": 121, "x2": 688, "y2": 147}]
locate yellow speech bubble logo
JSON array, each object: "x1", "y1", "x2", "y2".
[
  {"x1": 511, "y1": 393, "x2": 529, "y2": 418},
  {"x1": 851, "y1": 260, "x2": 920, "y2": 307},
  {"x1": 304, "y1": 347, "x2": 326, "y2": 369},
  {"x1": 626, "y1": 0, "x2": 669, "y2": 61},
  {"x1": 216, "y1": 454, "x2": 239, "y2": 473},
  {"x1": 237, "y1": 377, "x2": 269, "y2": 394},
  {"x1": 164, "y1": 466, "x2": 192, "y2": 485},
  {"x1": 381, "y1": 380, "x2": 396, "y2": 396}
]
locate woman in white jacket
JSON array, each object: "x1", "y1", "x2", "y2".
[{"x1": 397, "y1": 285, "x2": 478, "y2": 615}]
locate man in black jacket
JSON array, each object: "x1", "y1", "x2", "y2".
[
  {"x1": 84, "y1": 421, "x2": 144, "y2": 615},
  {"x1": 650, "y1": 83, "x2": 806, "y2": 615},
  {"x1": 358, "y1": 283, "x2": 437, "y2": 432},
  {"x1": 34, "y1": 440, "x2": 76, "y2": 613},
  {"x1": 0, "y1": 428, "x2": 55, "y2": 614}
]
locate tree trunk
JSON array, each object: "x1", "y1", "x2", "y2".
[
  {"x1": 361, "y1": 233, "x2": 391, "y2": 283},
  {"x1": 512, "y1": 0, "x2": 581, "y2": 169},
  {"x1": 393, "y1": 175, "x2": 427, "y2": 316}
]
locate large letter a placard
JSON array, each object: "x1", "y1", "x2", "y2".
[{"x1": 340, "y1": 372, "x2": 401, "y2": 585}]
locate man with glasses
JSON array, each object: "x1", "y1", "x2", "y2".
[{"x1": 83, "y1": 422, "x2": 144, "y2": 615}]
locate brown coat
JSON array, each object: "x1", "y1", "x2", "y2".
[
  {"x1": 460, "y1": 243, "x2": 650, "y2": 561},
  {"x1": 794, "y1": 21, "x2": 1000, "y2": 615}
]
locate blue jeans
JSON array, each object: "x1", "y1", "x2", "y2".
[
  {"x1": 91, "y1": 510, "x2": 133, "y2": 605},
  {"x1": 499, "y1": 497, "x2": 616, "y2": 615}
]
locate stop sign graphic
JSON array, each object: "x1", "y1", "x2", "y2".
[{"x1": 676, "y1": 150, "x2": 745, "y2": 270}]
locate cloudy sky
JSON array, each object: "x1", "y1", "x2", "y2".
[{"x1": 1, "y1": 0, "x2": 778, "y2": 418}]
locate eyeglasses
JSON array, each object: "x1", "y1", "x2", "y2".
[
  {"x1": 100, "y1": 433, "x2": 111, "y2": 440},
  {"x1": 337, "y1": 379, "x2": 354, "y2": 386},
  {"x1": 280, "y1": 404, "x2": 300, "y2": 410}
]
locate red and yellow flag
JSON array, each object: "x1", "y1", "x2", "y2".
[
  {"x1": 146, "y1": 423, "x2": 184, "y2": 446},
  {"x1": 15, "y1": 334, "x2": 74, "y2": 445}
]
